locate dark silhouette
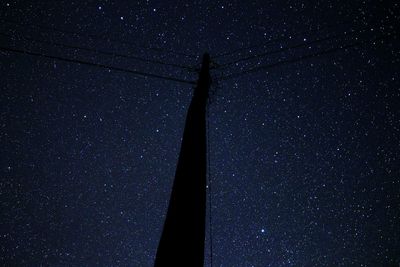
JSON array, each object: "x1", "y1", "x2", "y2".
[{"x1": 154, "y1": 53, "x2": 211, "y2": 266}]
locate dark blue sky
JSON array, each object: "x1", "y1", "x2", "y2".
[{"x1": 1, "y1": 1, "x2": 399, "y2": 266}]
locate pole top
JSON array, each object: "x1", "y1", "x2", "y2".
[
  {"x1": 202, "y1": 53, "x2": 210, "y2": 62},
  {"x1": 195, "y1": 53, "x2": 211, "y2": 97}
]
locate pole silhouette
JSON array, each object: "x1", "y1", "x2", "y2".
[{"x1": 154, "y1": 53, "x2": 211, "y2": 266}]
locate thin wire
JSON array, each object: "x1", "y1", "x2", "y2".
[
  {"x1": 213, "y1": 7, "x2": 381, "y2": 59},
  {"x1": 206, "y1": 101, "x2": 214, "y2": 267},
  {"x1": 0, "y1": 32, "x2": 196, "y2": 71},
  {"x1": 213, "y1": 19, "x2": 353, "y2": 59},
  {"x1": 1, "y1": 18, "x2": 198, "y2": 59},
  {"x1": 219, "y1": 26, "x2": 370, "y2": 68},
  {"x1": 220, "y1": 34, "x2": 388, "y2": 81},
  {"x1": 0, "y1": 45, "x2": 196, "y2": 85}
]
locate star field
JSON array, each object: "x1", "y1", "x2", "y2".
[{"x1": 1, "y1": 1, "x2": 399, "y2": 266}]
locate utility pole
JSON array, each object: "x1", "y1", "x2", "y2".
[{"x1": 154, "y1": 53, "x2": 211, "y2": 267}]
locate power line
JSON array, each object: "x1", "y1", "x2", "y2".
[
  {"x1": 220, "y1": 34, "x2": 388, "y2": 81},
  {"x1": 1, "y1": 18, "x2": 198, "y2": 59},
  {"x1": 213, "y1": 19, "x2": 353, "y2": 59},
  {"x1": 0, "y1": 45, "x2": 196, "y2": 85},
  {"x1": 0, "y1": 31, "x2": 196, "y2": 71},
  {"x1": 218, "y1": 26, "x2": 372, "y2": 68},
  {"x1": 213, "y1": 8, "x2": 387, "y2": 60}
]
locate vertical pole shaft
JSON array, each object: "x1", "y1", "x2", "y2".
[{"x1": 154, "y1": 53, "x2": 211, "y2": 267}]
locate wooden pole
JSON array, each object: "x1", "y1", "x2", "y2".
[{"x1": 154, "y1": 53, "x2": 211, "y2": 267}]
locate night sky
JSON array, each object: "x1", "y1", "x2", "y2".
[{"x1": 1, "y1": 1, "x2": 399, "y2": 266}]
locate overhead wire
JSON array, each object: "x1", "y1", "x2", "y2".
[
  {"x1": 0, "y1": 45, "x2": 196, "y2": 85},
  {"x1": 220, "y1": 34, "x2": 390, "y2": 81},
  {"x1": 218, "y1": 25, "x2": 373, "y2": 68},
  {"x1": 213, "y1": 7, "x2": 385, "y2": 60},
  {"x1": 1, "y1": 18, "x2": 199, "y2": 59},
  {"x1": 1, "y1": 17, "x2": 393, "y2": 85},
  {"x1": 0, "y1": 31, "x2": 196, "y2": 71},
  {"x1": 213, "y1": 19, "x2": 353, "y2": 59}
]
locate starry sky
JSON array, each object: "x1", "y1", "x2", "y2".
[{"x1": 1, "y1": 1, "x2": 399, "y2": 266}]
